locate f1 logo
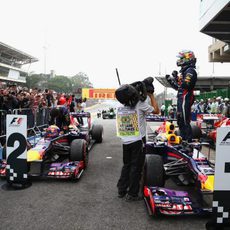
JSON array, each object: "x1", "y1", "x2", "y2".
[
  {"x1": 10, "y1": 117, "x2": 23, "y2": 126},
  {"x1": 220, "y1": 132, "x2": 230, "y2": 145}
]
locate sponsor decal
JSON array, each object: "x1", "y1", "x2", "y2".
[{"x1": 155, "y1": 203, "x2": 172, "y2": 208}]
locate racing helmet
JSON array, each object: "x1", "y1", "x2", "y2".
[
  {"x1": 44, "y1": 125, "x2": 60, "y2": 138},
  {"x1": 176, "y1": 50, "x2": 196, "y2": 67},
  {"x1": 130, "y1": 81, "x2": 147, "y2": 102},
  {"x1": 58, "y1": 96, "x2": 66, "y2": 105},
  {"x1": 115, "y1": 84, "x2": 139, "y2": 107}
]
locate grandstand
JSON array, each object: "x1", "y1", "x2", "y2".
[{"x1": 0, "y1": 41, "x2": 38, "y2": 84}]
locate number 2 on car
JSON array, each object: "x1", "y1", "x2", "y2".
[{"x1": 6, "y1": 115, "x2": 28, "y2": 185}]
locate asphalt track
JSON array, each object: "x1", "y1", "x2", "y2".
[{"x1": 0, "y1": 109, "x2": 210, "y2": 230}]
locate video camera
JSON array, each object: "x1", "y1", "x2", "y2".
[
  {"x1": 130, "y1": 81, "x2": 147, "y2": 102},
  {"x1": 115, "y1": 84, "x2": 140, "y2": 107},
  {"x1": 130, "y1": 77, "x2": 155, "y2": 102},
  {"x1": 143, "y1": 77, "x2": 154, "y2": 94},
  {"x1": 115, "y1": 76, "x2": 155, "y2": 107}
]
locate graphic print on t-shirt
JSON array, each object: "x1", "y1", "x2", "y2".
[{"x1": 116, "y1": 107, "x2": 140, "y2": 137}]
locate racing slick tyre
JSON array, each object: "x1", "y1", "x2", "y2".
[
  {"x1": 174, "y1": 126, "x2": 202, "y2": 140},
  {"x1": 191, "y1": 125, "x2": 202, "y2": 139},
  {"x1": 91, "y1": 124, "x2": 103, "y2": 143},
  {"x1": 144, "y1": 154, "x2": 165, "y2": 187},
  {"x1": 70, "y1": 139, "x2": 88, "y2": 168}
]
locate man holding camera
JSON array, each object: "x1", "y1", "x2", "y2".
[
  {"x1": 166, "y1": 50, "x2": 197, "y2": 142},
  {"x1": 116, "y1": 77, "x2": 159, "y2": 201}
]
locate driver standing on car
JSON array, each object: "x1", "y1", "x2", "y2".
[
  {"x1": 49, "y1": 96, "x2": 70, "y2": 131},
  {"x1": 166, "y1": 50, "x2": 197, "y2": 142}
]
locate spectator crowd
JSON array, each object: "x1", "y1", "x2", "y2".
[
  {"x1": 163, "y1": 96, "x2": 230, "y2": 120},
  {"x1": 0, "y1": 85, "x2": 87, "y2": 112},
  {"x1": 0, "y1": 85, "x2": 55, "y2": 111},
  {"x1": 0, "y1": 84, "x2": 88, "y2": 135},
  {"x1": 191, "y1": 96, "x2": 230, "y2": 118}
]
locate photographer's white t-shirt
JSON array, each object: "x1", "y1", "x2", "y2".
[
  {"x1": 138, "y1": 98, "x2": 154, "y2": 138},
  {"x1": 116, "y1": 99, "x2": 154, "y2": 144}
]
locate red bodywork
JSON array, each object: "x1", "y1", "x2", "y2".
[{"x1": 208, "y1": 117, "x2": 230, "y2": 142}]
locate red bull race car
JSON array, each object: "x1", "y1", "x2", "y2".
[
  {"x1": 143, "y1": 121, "x2": 214, "y2": 216},
  {"x1": 0, "y1": 112, "x2": 103, "y2": 181}
]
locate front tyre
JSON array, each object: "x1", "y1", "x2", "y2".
[
  {"x1": 91, "y1": 124, "x2": 103, "y2": 143},
  {"x1": 144, "y1": 154, "x2": 165, "y2": 187},
  {"x1": 70, "y1": 139, "x2": 88, "y2": 168},
  {"x1": 191, "y1": 125, "x2": 202, "y2": 139}
]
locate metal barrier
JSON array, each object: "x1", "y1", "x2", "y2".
[
  {"x1": 0, "y1": 107, "x2": 52, "y2": 136},
  {"x1": 0, "y1": 110, "x2": 12, "y2": 136},
  {"x1": 13, "y1": 107, "x2": 51, "y2": 129},
  {"x1": 35, "y1": 107, "x2": 51, "y2": 127},
  {"x1": 13, "y1": 108, "x2": 35, "y2": 129},
  {"x1": 0, "y1": 107, "x2": 51, "y2": 160}
]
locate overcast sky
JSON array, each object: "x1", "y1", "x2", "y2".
[{"x1": 1, "y1": 0, "x2": 230, "y2": 94}]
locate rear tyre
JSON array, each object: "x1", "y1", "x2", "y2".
[
  {"x1": 70, "y1": 139, "x2": 88, "y2": 168},
  {"x1": 191, "y1": 125, "x2": 202, "y2": 139},
  {"x1": 175, "y1": 126, "x2": 202, "y2": 140},
  {"x1": 91, "y1": 124, "x2": 103, "y2": 143},
  {"x1": 144, "y1": 154, "x2": 165, "y2": 187}
]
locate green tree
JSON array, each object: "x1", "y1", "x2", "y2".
[
  {"x1": 26, "y1": 72, "x2": 93, "y2": 93},
  {"x1": 26, "y1": 74, "x2": 47, "y2": 89},
  {"x1": 71, "y1": 72, "x2": 93, "y2": 89},
  {"x1": 48, "y1": 75, "x2": 72, "y2": 93}
]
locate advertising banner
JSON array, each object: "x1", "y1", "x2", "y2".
[{"x1": 82, "y1": 88, "x2": 116, "y2": 99}]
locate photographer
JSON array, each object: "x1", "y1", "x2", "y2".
[
  {"x1": 116, "y1": 78, "x2": 159, "y2": 201},
  {"x1": 166, "y1": 50, "x2": 197, "y2": 142}
]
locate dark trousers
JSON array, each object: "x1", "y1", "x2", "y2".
[
  {"x1": 117, "y1": 140, "x2": 143, "y2": 196},
  {"x1": 177, "y1": 96, "x2": 193, "y2": 141}
]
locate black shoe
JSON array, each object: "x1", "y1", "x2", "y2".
[
  {"x1": 125, "y1": 194, "x2": 143, "y2": 202},
  {"x1": 118, "y1": 191, "x2": 127, "y2": 198}
]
